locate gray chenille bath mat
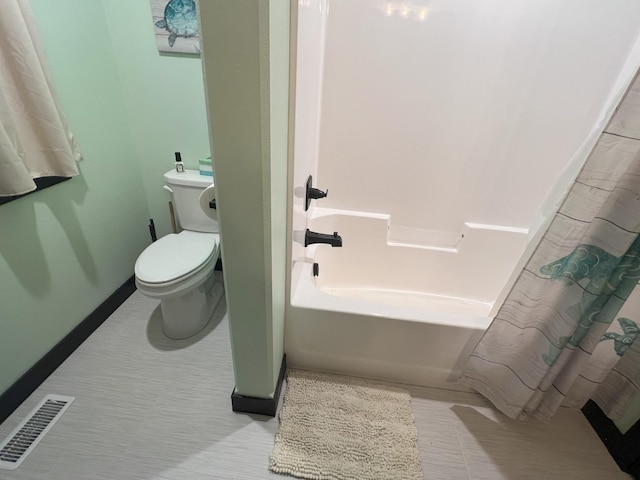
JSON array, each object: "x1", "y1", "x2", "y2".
[{"x1": 269, "y1": 369, "x2": 423, "y2": 480}]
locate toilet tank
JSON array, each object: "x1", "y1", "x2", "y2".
[{"x1": 164, "y1": 169, "x2": 219, "y2": 233}]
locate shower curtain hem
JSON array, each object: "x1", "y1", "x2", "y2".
[{"x1": 458, "y1": 374, "x2": 526, "y2": 420}]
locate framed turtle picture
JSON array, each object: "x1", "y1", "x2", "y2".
[{"x1": 150, "y1": 0, "x2": 200, "y2": 54}]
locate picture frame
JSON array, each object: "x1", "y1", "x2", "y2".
[{"x1": 150, "y1": 0, "x2": 200, "y2": 55}]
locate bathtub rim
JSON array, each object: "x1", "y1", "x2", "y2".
[{"x1": 292, "y1": 259, "x2": 493, "y2": 331}]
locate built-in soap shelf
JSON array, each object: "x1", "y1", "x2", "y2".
[{"x1": 308, "y1": 207, "x2": 528, "y2": 253}]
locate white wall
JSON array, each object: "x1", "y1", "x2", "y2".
[
  {"x1": 289, "y1": 0, "x2": 328, "y2": 293},
  {"x1": 315, "y1": 0, "x2": 640, "y2": 237},
  {"x1": 289, "y1": 0, "x2": 640, "y2": 309}
]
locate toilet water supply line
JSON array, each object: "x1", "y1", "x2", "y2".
[
  {"x1": 169, "y1": 202, "x2": 178, "y2": 233},
  {"x1": 163, "y1": 184, "x2": 179, "y2": 234},
  {"x1": 148, "y1": 219, "x2": 157, "y2": 242}
]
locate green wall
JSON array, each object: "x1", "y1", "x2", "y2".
[
  {"x1": 102, "y1": 0, "x2": 211, "y2": 238},
  {"x1": 199, "y1": 0, "x2": 288, "y2": 399},
  {"x1": 0, "y1": 0, "x2": 212, "y2": 395},
  {"x1": 0, "y1": 0, "x2": 150, "y2": 394}
]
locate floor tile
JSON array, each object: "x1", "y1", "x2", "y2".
[{"x1": 0, "y1": 286, "x2": 628, "y2": 480}]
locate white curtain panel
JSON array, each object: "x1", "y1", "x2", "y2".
[
  {"x1": 0, "y1": 0, "x2": 81, "y2": 197},
  {"x1": 459, "y1": 73, "x2": 640, "y2": 421}
]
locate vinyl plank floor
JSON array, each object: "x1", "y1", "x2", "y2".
[{"x1": 0, "y1": 288, "x2": 629, "y2": 480}]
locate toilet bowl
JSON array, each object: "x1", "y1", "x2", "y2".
[
  {"x1": 134, "y1": 169, "x2": 223, "y2": 339},
  {"x1": 135, "y1": 231, "x2": 223, "y2": 339}
]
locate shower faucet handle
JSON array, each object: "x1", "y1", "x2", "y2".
[
  {"x1": 305, "y1": 175, "x2": 328, "y2": 211},
  {"x1": 308, "y1": 187, "x2": 327, "y2": 199}
]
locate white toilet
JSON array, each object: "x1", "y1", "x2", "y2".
[{"x1": 135, "y1": 169, "x2": 223, "y2": 339}]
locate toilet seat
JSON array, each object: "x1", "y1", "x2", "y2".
[{"x1": 135, "y1": 231, "x2": 220, "y2": 298}]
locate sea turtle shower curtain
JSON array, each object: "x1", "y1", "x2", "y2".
[
  {"x1": 459, "y1": 73, "x2": 640, "y2": 421},
  {"x1": 0, "y1": 0, "x2": 81, "y2": 197}
]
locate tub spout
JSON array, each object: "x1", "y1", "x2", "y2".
[{"x1": 305, "y1": 229, "x2": 342, "y2": 247}]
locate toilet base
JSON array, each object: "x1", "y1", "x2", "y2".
[{"x1": 160, "y1": 274, "x2": 224, "y2": 339}]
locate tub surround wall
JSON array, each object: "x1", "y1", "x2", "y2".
[
  {"x1": 309, "y1": 209, "x2": 527, "y2": 313},
  {"x1": 199, "y1": 0, "x2": 289, "y2": 401},
  {"x1": 289, "y1": 0, "x2": 328, "y2": 293},
  {"x1": 316, "y1": 0, "x2": 640, "y2": 236},
  {"x1": 290, "y1": 0, "x2": 640, "y2": 304}
]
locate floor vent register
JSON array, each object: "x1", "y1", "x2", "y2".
[{"x1": 0, "y1": 395, "x2": 74, "y2": 470}]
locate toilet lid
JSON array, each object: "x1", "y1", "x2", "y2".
[{"x1": 135, "y1": 232, "x2": 218, "y2": 284}]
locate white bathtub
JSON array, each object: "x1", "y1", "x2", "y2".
[
  {"x1": 285, "y1": 0, "x2": 640, "y2": 390},
  {"x1": 285, "y1": 208, "x2": 528, "y2": 389}
]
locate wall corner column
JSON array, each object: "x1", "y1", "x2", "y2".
[{"x1": 198, "y1": 0, "x2": 290, "y2": 412}]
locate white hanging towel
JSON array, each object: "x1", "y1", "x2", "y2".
[{"x1": 0, "y1": 0, "x2": 82, "y2": 197}]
